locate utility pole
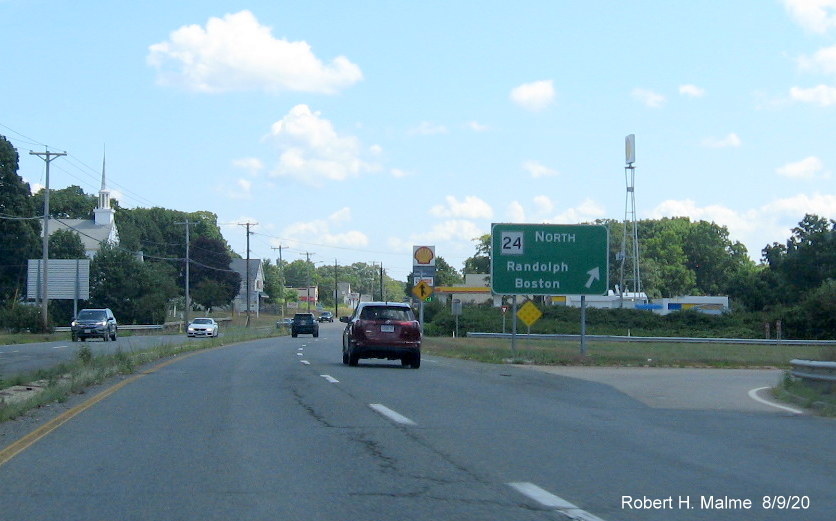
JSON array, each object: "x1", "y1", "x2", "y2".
[
  {"x1": 302, "y1": 252, "x2": 315, "y2": 312},
  {"x1": 30, "y1": 148, "x2": 66, "y2": 330},
  {"x1": 334, "y1": 259, "x2": 339, "y2": 319},
  {"x1": 380, "y1": 263, "x2": 384, "y2": 302},
  {"x1": 271, "y1": 245, "x2": 284, "y2": 317},
  {"x1": 239, "y1": 222, "x2": 257, "y2": 326},
  {"x1": 175, "y1": 219, "x2": 194, "y2": 327}
]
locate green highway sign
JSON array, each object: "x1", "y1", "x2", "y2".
[{"x1": 490, "y1": 223, "x2": 609, "y2": 295}]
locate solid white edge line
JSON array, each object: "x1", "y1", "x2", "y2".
[
  {"x1": 507, "y1": 482, "x2": 607, "y2": 521},
  {"x1": 748, "y1": 386, "x2": 804, "y2": 414},
  {"x1": 369, "y1": 403, "x2": 416, "y2": 426},
  {"x1": 320, "y1": 375, "x2": 339, "y2": 383}
]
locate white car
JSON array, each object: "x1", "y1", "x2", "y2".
[{"x1": 187, "y1": 318, "x2": 219, "y2": 338}]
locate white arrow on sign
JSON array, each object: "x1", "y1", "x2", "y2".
[{"x1": 585, "y1": 267, "x2": 600, "y2": 288}]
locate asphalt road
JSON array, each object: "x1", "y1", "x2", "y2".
[
  {"x1": 0, "y1": 333, "x2": 202, "y2": 377},
  {"x1": 0, "y1": 322, "x2": 833, "y2": 520}
]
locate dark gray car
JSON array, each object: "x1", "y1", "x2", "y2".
[
  {"x1": 71, "y1": 308, "x2": 118, "y2": 341},
  {"x1": 291, "y1": 313, "x2": 319, "y2": 337}
]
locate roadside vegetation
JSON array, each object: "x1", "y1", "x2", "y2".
[
  {"x1": 0, "y1": 317, "x2": 281, "y2": 423},
  {"x1": 422, "y1": 336, "x2": 829, "y2": 369}
]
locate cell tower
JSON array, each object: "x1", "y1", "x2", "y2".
[{"x1": 619, "y1": 134, "x2": 641, "y2": 303}]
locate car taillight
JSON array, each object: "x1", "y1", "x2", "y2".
[{"x1": 399, "y1": 321, "x2": 421, "y2": 340}]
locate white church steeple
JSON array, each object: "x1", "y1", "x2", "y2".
[{"x1": 94, "y1": 149, "x2": 114, "y2": 226}]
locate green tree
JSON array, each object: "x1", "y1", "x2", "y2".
[
  {"x1": 32, "y1": 185, "x2": 96, "y2": 219},
  {"x1": 682, "y1": 219, "x2": 753, "y2": 295},
  {"x1": 187, "y1": 236, "x2": 239, "y2": 309},
  {"x1": 284, "y1": 259, "x2": 318, "y2": 288},
  {"x1": 90, "y1": 243, "x2": 177, "y2": 323},
  {"x1": 48, "y1": 228, "x2": 87, "y2": 259},
  {"x1": 115, "y1": 207, "x2": 228, "y2": 259},
  {"x1": 261, "y1": 259, "x2": 285, "y2": 304},
  {"x1": 463, "y1": 234, "x2": 490, "y2": 274},
  {"x1": 0, "y1": 136, "x2": 41, "y2": 301},
  {"x1": 767, "y1": 214, "x2": 836, "y2": 301}
]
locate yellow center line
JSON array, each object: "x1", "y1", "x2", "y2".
[{"x1": 0, "y1": 349, "x2": 209, "y2": 468}]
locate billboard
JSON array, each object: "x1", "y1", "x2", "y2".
[{"x1": 27, "y1": 259, "x2": 90, "y2": 300}]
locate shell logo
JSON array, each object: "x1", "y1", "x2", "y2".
[{"x1": 413, "y1": 246, "x2": 434, "y2": 265}]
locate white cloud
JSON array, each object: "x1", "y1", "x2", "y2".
[
  {"x1": 649, "y1": 194, "x2": 836, "y2": 259},
  {"x1": 282, "y1": 208, "x2": 369, "y2": 249},
  {"x1": 223, "y1": 178, "x2": 253, "y2": 200},
  {"x1": 388, "y1": 220, "x2": 486, "y2": 254},
  {"x1": 233, "y1": 157, "x2": 264, "y2": 175},
  {"x1": 27, "y1": 181, "x2": 44, "y2": 194},
  {"x1": 147, "y1": 10, "x2": 362, "y2": 94},
  {"x1": 429, "y1": 195, "x2": 493, "y2": 219},
  {"x1": 467, "y1": 121, "x2": 490, "y2": 132},
  {"x1": 510, "y1": 80, "x2": 555, "y2": 111},
  {"x1": 409, "y1": 122, "x2": 449, "y2": 135},
  {"x1": 701, "y1": 133, "x2": 742, "y2": 148},
  {"x1": 507, "y1": 201, "x2": 526, "y2": 222},
  {"x1": 631, "y1": 88, "x2": 666, "y2": 108},
  {"x1": 777, "y1": 156, "x2": 829, "y2": 179},
  {"x1": 390, "y1": 168, "x2": 410, "y2": 178},
  {"x1": 679, "y1": 84, "x2": 706, "y2": 98},
  {"x1": 766, "y1": 192, "x2": 836, "y2": 216},
  {"x1": 549, "y1": 199, "x2": 606, "y2": 223},
  {"x1": 790, "y1": 84, "x2": 836, "y2": 105},
  {"x1": 797, "y1": 44, "x2": 836, "y2": 75},
  {"x1": 533, "y1": 195, "x2": 554, "y2": 215},
  {"x1": 522, "y1": 160, "x2": 558, "y2": 178},
  {"x1": 267, "y1": 104, "x2": 379, "y2": 184},
  {"x1": 783, "y1": 0, "x2": 836, "y2": 34}
]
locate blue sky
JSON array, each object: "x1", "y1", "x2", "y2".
[{"x1": 3, "y1": 0, "x2": 836, "y2": 282}]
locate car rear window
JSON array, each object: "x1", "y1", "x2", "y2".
[{"x1": 359, "y1": 306, "x2": 413, "y2": 321}]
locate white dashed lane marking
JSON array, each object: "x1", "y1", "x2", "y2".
[
  {"x1": 369, "y1": 404, "x2": 416, "y2": 426},
  {"x1": 320, "y1": 375, "x2": 339, "y2": 383},
  {"x1": 508, "y1": 482, "x2": 607, "y2": 521}
]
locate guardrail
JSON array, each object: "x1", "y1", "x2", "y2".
[
  {"x1": 466, "y1": 332, "x2": 836, "y2": 346},
  {"x1": 54, "y1": 325, "x2": 163, "y2": 332},
  {"x1": 791, "y1": 359, "x2": 836, "y2": 385}
]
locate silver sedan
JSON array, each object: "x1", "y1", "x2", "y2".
[{"x1": 187, "y1": 318, "x2": 219, "y2": 338}]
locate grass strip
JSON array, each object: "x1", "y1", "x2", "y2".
[{"x1": 0, "y1": 326, "x2": 280, "y2": 423}]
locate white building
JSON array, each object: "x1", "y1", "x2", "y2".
[
  {"x1": 45, "y1": 158, "x2": 118, "y2": 257},
  {"x1": 230, "y1": 258, "x2": 264, "y2": 315}
]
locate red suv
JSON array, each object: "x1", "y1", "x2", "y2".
[{"x1": 340, "y1": 302, "x2": 422, "y2": 368}]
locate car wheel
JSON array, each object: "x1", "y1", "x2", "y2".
[
  {"x1": 411, "y1": 353, "x2": 421, "y2": 369},
  {"x1": 71, "y1": 333, "x2": 78, "y2": 342},
  {"x1": 348, "y1": 346, "x2": 359, "y2": 367},
  {"x1": 342, "y1": 349, "x2": 349, "y2": 365},
  {"x1": 313, "y1": 331, "x2": 319, "y2": 338},
  {"x1": 103, "y1": 332, "x2": 109, "y2": 342},
  {"x1": 111, "y1": 331, "x2": 117, "y2": 341},
  {"x1": 292, "y1": 332, "x2": 298, "y2": 338}
]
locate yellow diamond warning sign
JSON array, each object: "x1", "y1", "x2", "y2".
[
  {"x1": 412, "y1": 280, "x2": 433, "y2": 300},
  {"x1": 516, "y1": 300, "x2": 542, "y2": 327}
]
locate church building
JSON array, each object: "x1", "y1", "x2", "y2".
[{"x1": 46, "y1": 156, "x2": 119, "y2": 257}]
